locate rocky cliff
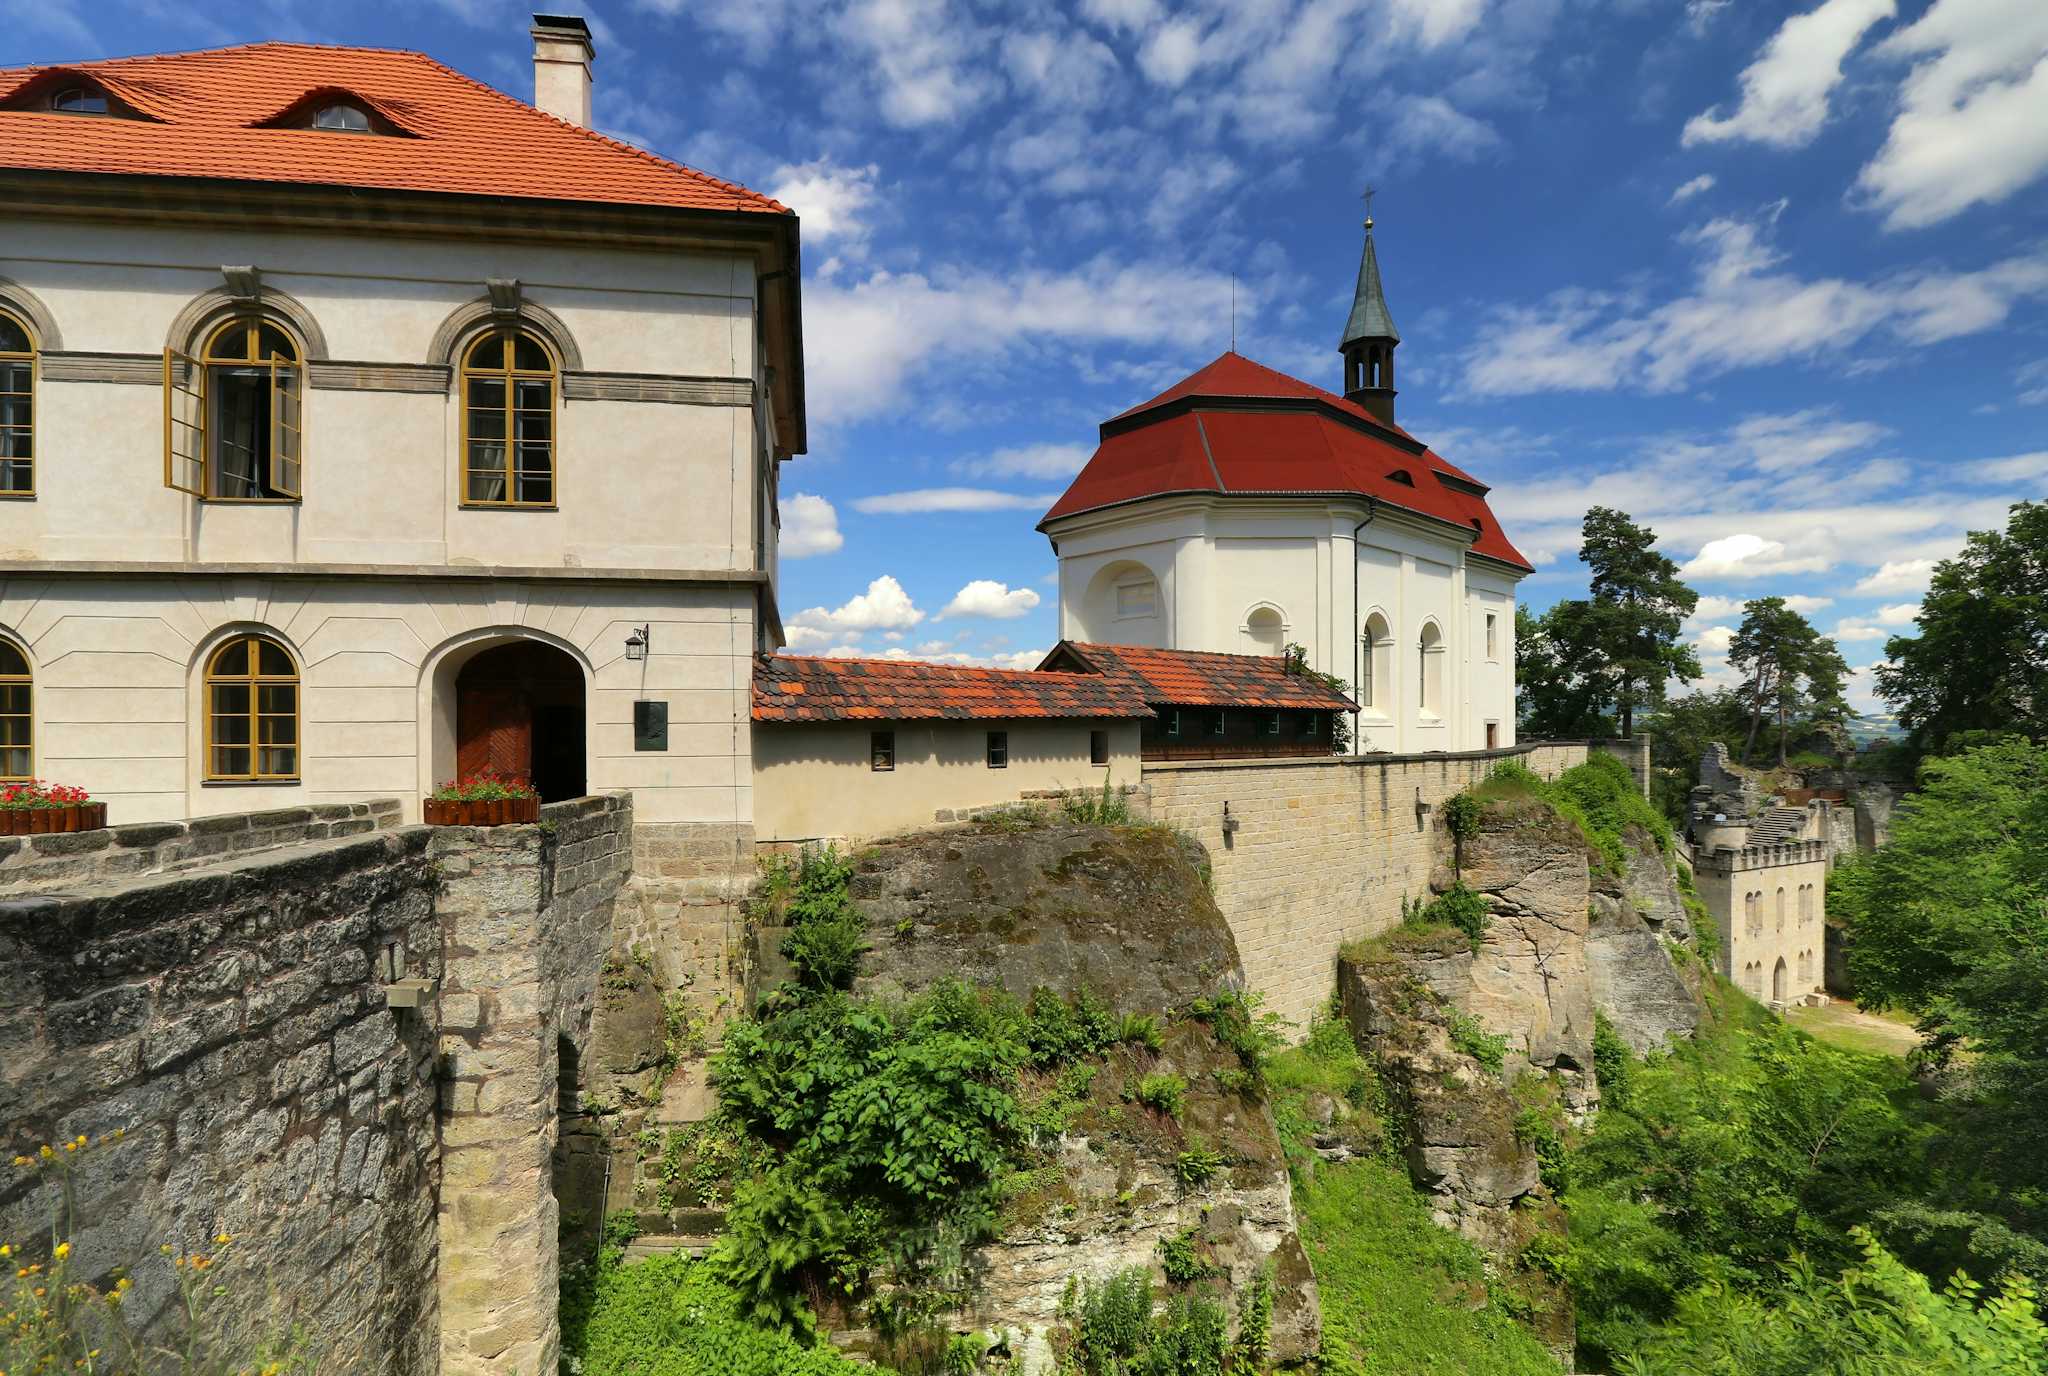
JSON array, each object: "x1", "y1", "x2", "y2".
[
  {"x1": 849, "y1": 822, "x2": 1320, "y2": 1369},
  {"x1": 1334, "y1": 789, "x2": 1706, "y2": 1359}
]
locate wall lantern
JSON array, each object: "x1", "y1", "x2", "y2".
[{"x1": 624, "y1": 625, "x2": 651, "y2": 662}]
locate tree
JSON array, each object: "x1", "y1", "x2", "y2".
[
  {"x1": 1578, "y1": 507, "x2": 1700, "y2": 737},
  {"x1": 1515, "y1": 601, "x2": 1615, "y2": 738},
  {"x1": 1876, "y1": 501, "x2": 2048, "y2": 752},
  {"x1": 1729, "y1": 598, "x2": 1848, "y2": 766},
  {"x1": 1832, "y1": 738, "x2": 2048, "y2": 1195}
]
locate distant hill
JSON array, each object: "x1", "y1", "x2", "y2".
[{"x1": 1846, "y1": 713, "x2": 1904, "y2": 746}]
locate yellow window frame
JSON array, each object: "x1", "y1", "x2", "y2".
[
  {"x1": 204, "y1": 633, "x2": 300, "y2": 782},
  {"x1": 460, "y1": 327, "x2": 558, "y2": 509},
  {"x1": 163, "y1": 318, "x2": 306, "y2": 502},
  {"x1": 0, "y1": 307, "x2": 34, "y2": 499},
  {"x1": 0, "y1": 640, "x2": 30, "y2": 782}
]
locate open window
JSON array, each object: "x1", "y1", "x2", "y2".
[{"x1": 163, "y1": 317, "x2": 303, "y2": 500}]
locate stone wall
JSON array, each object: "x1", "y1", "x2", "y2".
[
  {"x1": 434, "y1": 793, "x2": 634, "y2": 1376},
  {"x1": 0, "y1": 799, "x2": 403, "y2": 892},
  {"x1": 618, "y1": 820, "x2": 754, "y2": 1017},
  {"x1": 1142, "y1": 741, "x2": 1594, "y2": 1033},
  {"x1": 0, "y1": 827, "x2": 443, "y2": 1375}
]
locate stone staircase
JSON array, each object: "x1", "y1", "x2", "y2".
[
  {"x1": 619, "y1": 1057, "x2": 728, "y2": 1261},
  {"x1": 1747, "y1": 806, "x2": 1808, "y2": 846}
]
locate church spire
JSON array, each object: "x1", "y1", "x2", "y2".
[{"x1": 1340, "y1": 194, "x2": 1400, "y2": 426}]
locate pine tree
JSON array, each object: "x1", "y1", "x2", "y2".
[
  {"x1": 1730, "y1": 598, "x2": 1848, "y2": 766},
  {"x1": 1578, "y1": 507, "x2": 1700, "y2": 737}
]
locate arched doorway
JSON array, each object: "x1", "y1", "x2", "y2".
[
  {"x1": 455, "y1": 641, "x2": 586, "y2": 802},
  {"x1": 1771, "y1": 957, "x2": 1788, "y2": 1004}
]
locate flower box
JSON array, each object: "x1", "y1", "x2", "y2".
[
  {"x1": 0, "y1": 801, "x2": 108, "y2": 835},
  {"x1": 423, "y1": 795, "x2": 541, "y2": 827}
]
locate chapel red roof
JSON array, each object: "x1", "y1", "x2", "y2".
[
  {"x1": 0, "y1": 43, "x2": 787, "y2": 215},
  {"x1": 1037, "y1": 643, "x2": 1357, "y2": 712},
  {"x1": 752, "y1": 654, "x2": 1153, "y2": 724},
  {"x1": 1042, "y1": 352, "x2": 1531, "y2": 572}
]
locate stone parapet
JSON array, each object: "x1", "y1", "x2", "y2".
[
  {"x1": 1691, "y1": 838, "x2": 1828, "y2": 873},
  {"x1": 0, "y1": 828, "x2": 442, "y2": 1375},
  {"x1": 0, "y1": 799, "x2": 404, "y2": 893}
]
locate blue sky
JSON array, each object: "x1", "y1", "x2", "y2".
[{"x1": 9, "y1": 0, "x2": 2046, "y2": 712}]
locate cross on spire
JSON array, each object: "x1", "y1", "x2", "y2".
[{"x1": 1361, "y1": 184, "x2": 1376, "y2": 230}]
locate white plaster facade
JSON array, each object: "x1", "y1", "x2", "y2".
[
  {"x1": 1051, "y1": 497, "x2": 1520, "y2": 754},
  {"x1": 0, "y1": 111, "x2": 799, "y2": 827},
  {"x1": 1693, "y1": 838, "x2": 1829, "y2": 1007}
]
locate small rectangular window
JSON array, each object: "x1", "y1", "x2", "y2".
[
  {"x1": 871, "y1": 730, "x2": 894, "y2": 772},
  {"x1": 1302, "y1": 713, "x2": 1321, "y2": 738},
  {"x1": 1265, "y1": 712, "x2": 1282, "y2": 735},
  {"x1": 1090, "y1": 729, "x2": 1109, "y2": 766},
  {"x1": 1486, "y1": 721, "x2": 1499, "y2": 749},
  {"x1": 1486, "y1": 613, "x2": 1498, "y2": 660},
  {"x1": 987, "y1": 730, "x2": 1008, "y2": 768},
  {"x1": 1209, "y1": 711, "x2": 1226, "y2": 737},
  {"x1": 1165, "y1": 710, "x2": 1180, "y2": 737}
]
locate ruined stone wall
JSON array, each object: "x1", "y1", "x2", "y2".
[
  {"x1": 1142, "y1": 741, "x2": 1594, "y2": 1033},
  {"x1": 434, "y1": 792, "x2": 633, "y2": 1376},
  {"x1": 618, "y1": 820, "x2": 754, "y2": 1017},
  {"x1": 0, "y1": 828, "x2": 443, "y2": 1376},
  {"x1": 0, "y1": 800, "x2": 403, "y2": 892}
]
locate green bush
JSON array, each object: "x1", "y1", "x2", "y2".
[
  {"x1": 1174, "y1": 1141, "x2": 1228, "y2": 1190},
  {"x1": 1060, "y1": 778, "x2": 1136, "y2": 825},
  {"x1": 1422, "y1": 882, "x2": 1491, "y2": 951},
  {"x1": 1158, "y1": 1228, "x2": 1218, "y2": 1286},
  {"x1": 1591, "y1": 1010, "x2": 1634, "y2": 1112},
  {"x1": 1024, "y1": 985, "x2": 1121, "y2": 1066},
  {"x1": 1181, "y1": 988, "x2": 1288, "y2": 1092},
  {"x1": 776, "y1": 845, "x2": 869, "y2": 991},
  {"x1": 1133, "y1": 1072, "x2": 1188, "y2": 1117},
  {"x1": 1446, "y1": 1009, "x2": 1508, "y2": 1075},
  {"x1": 1441, "y1": 791, "x2": 1484, "y2": 848}
]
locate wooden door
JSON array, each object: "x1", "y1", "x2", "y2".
[{"x1": 457, "y1": 682, "x2": 532, "y2": 782}]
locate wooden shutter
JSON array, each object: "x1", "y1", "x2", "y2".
[
  {"x1": 269, "y1": 353, "x2": 303, "y2": 498},
  {"x1": 163, "y1": 348, "x2": 206, "y2": 496}
]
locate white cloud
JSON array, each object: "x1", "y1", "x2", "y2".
[
  {"x1": 1856, "y1": 0, "x2": 2048, "y2": 230},
  {"x1": 1729, "y1": 410, "x2": 1889, "y2": 472},
  {"x1": 952, "y1": 443, "x2": 1095, "y2": 480},
  {"x1": 1833, "y1": 621, "x2": 1888, "y2": 641},
  {"x1": 1384, "y1": 95, "x2": 1503, "y2": 163},
  {"x1": 1669, "y1": 174, "x2": 1716, "y2": 205},
  {"x1": 1684, "y1": 0, "x2": 1896, "y2": 149},
  {"x1": 780, "y1": 491, "x2": 845, "y2": 558},
  {"x1": 1080, "y1": 0, "x2": 1159, "y2": 31},
  {"x1": 1004, "y1": 28, "x2": 1120, "y2": 107},
  {"x1": 789, "y1": 574, "x2": 926, "y2": 635},
  {"x1": 1138, "y1": 17, "x2": 1210, "y2": 87},
  {"x1": 1970, "y1": 450, "x2": 2048, "y2": 482},
  {"x1": 766, "y1": 159, "x2": 880, "y2": 242},
  {"x1": 939, "y1": 580, "x2": 1042, "y2": 620},
  {"x1": 1833, "y1": 603, "x2": 1919, "y2": 641},
  {"x1": 835, "y1": 0, "x2": 990, "y2": 127},
  {"x1": 2018, "y1": 360, "x2": 2048, "y2": 405},
  {"x1": 852, "y1": 487, "x2": 1058, "y2": 514},
  {"x1": 1680, "y1": 533, "x2": 1834, "y2": 580},
  {"x1": 804, "y1": 259, "x2": 1237, "y2": 424},
  {"x1": 1784, "y1": 595, "x2": 1837, "y2": 614},
  {"x1": 1853, "y1": 558, "x2": 1939, "y2": 593},
  {"x1": 1696, "y1": 624, "x2": 1736, "y2": 653},
  {"x1": 1877, "y1": 600, "x2": 1922, "y2": 623},
  {"x1": 1688, "y1": 592, "x2": 1834, "y2": 626},
  {"x1": 1460, "y1": 210, "x2": 2048, "y2": 396}
]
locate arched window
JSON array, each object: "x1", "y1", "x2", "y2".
[
  {"x1": 166, "y1": 317, "x2": 304, "y2": 500},
  {"x1": 0, "y1": 308, "x2": 31, "y2": 496},
  {"x1": 1361, "y1": 612, "x2": 1390, "y2": 711},
  {"x1": 311, "y1": 103, "x2": 371, "y2": 132},
  {"x1": 1246, "y1": 606, "x2": 1285, "y2": 656},
  {"x1": 52, "y1": 86, "x2": 108, "y2": 115},
  {"x1": 1418, "y1": 621, "x2": 1444, "y2": 716},
  {"x1": 1774, "y1": 886, "x2": 1786, "y2": 931},
  {"x1": 462, "y1": 328, "x2": 556, "y2": 507},
  {"x1": 0, "y1": 639, "x2": 30, "y2": 780},
  {"x1": 206, "y1": 634, "x2": 299, "y2": 781}
]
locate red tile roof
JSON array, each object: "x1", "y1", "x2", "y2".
[
  {"x1": 1042, "y1": 352, "x2": 1531, "y2": 572},
  {"x1": 752, "y1": 654, "x2": 1153, "y2": 724},
  {"x1": 1039, "y1": 642, "x2": 1357, "y2": 712},
  {"x1": 0, "y1": 43, "x2": 787, "y2": 215}
]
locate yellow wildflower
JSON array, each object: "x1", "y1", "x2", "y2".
[
  {"x1": 37, "y1": 1147, "x2": 52, "y2": 1161},
  {"x1": 51, "y1": 1244, "x2": 68, "y2": 1261},
  {"x1": 214, "y1": 1232, "x2": 232, "y2": 1246}
]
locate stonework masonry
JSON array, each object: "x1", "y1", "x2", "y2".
[
  {"x1": 434, "y1": 793, "x2": 634, "y2": 1376},
  {"x1": 0, "y1": 799, "x2": 403, "y2": 892},
  {"x1": 1143, "y1": 740, "x2": 1619, "y2": 1034},
  {"x1": 0, "y1": 826, "x2": 444, "y2": 1374},
  {"x1": 618, "y1": 821, "x2": 755, "y2": 1015}
]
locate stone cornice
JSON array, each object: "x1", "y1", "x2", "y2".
[
  {"x1": 37, "y1": 352, "x2": 753, "y2": 405},
  {"x1": 0, "y1": 560, "x2": 771, "y2": 585}
]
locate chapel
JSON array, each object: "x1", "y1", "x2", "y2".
[{"x1": 1039, "y1": 217, "x2": 1531, "y2": 754}]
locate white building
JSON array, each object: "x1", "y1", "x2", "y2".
[
  {"x1": 1039, "y1": 221, "x2": 1530, "y2": 754},
  {"x1": 0, "y1": 18, "x2": 803, "y2": 826}
]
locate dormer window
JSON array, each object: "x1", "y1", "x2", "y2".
[
  {"x1": 1388, "y1": 469, "x2": 1415, "y2": 486},
  {"x1": 52, "y1": 86, "x2": 108, "y2": 115},
  {"x1": 311, "y1": 103, "x2": 371, "y2": 133}
]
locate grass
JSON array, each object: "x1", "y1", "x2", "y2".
[
  {"x1": 1295, "y1": 1156, "x2": 1561, "y2": 1376},
  {"x1": 1786, "y1": 1000, "x2": 1921, "y2": 1059}
]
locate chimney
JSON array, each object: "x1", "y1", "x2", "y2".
[{"x1": 530, "y1": 14, "x2": 594, "y2": 127}]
